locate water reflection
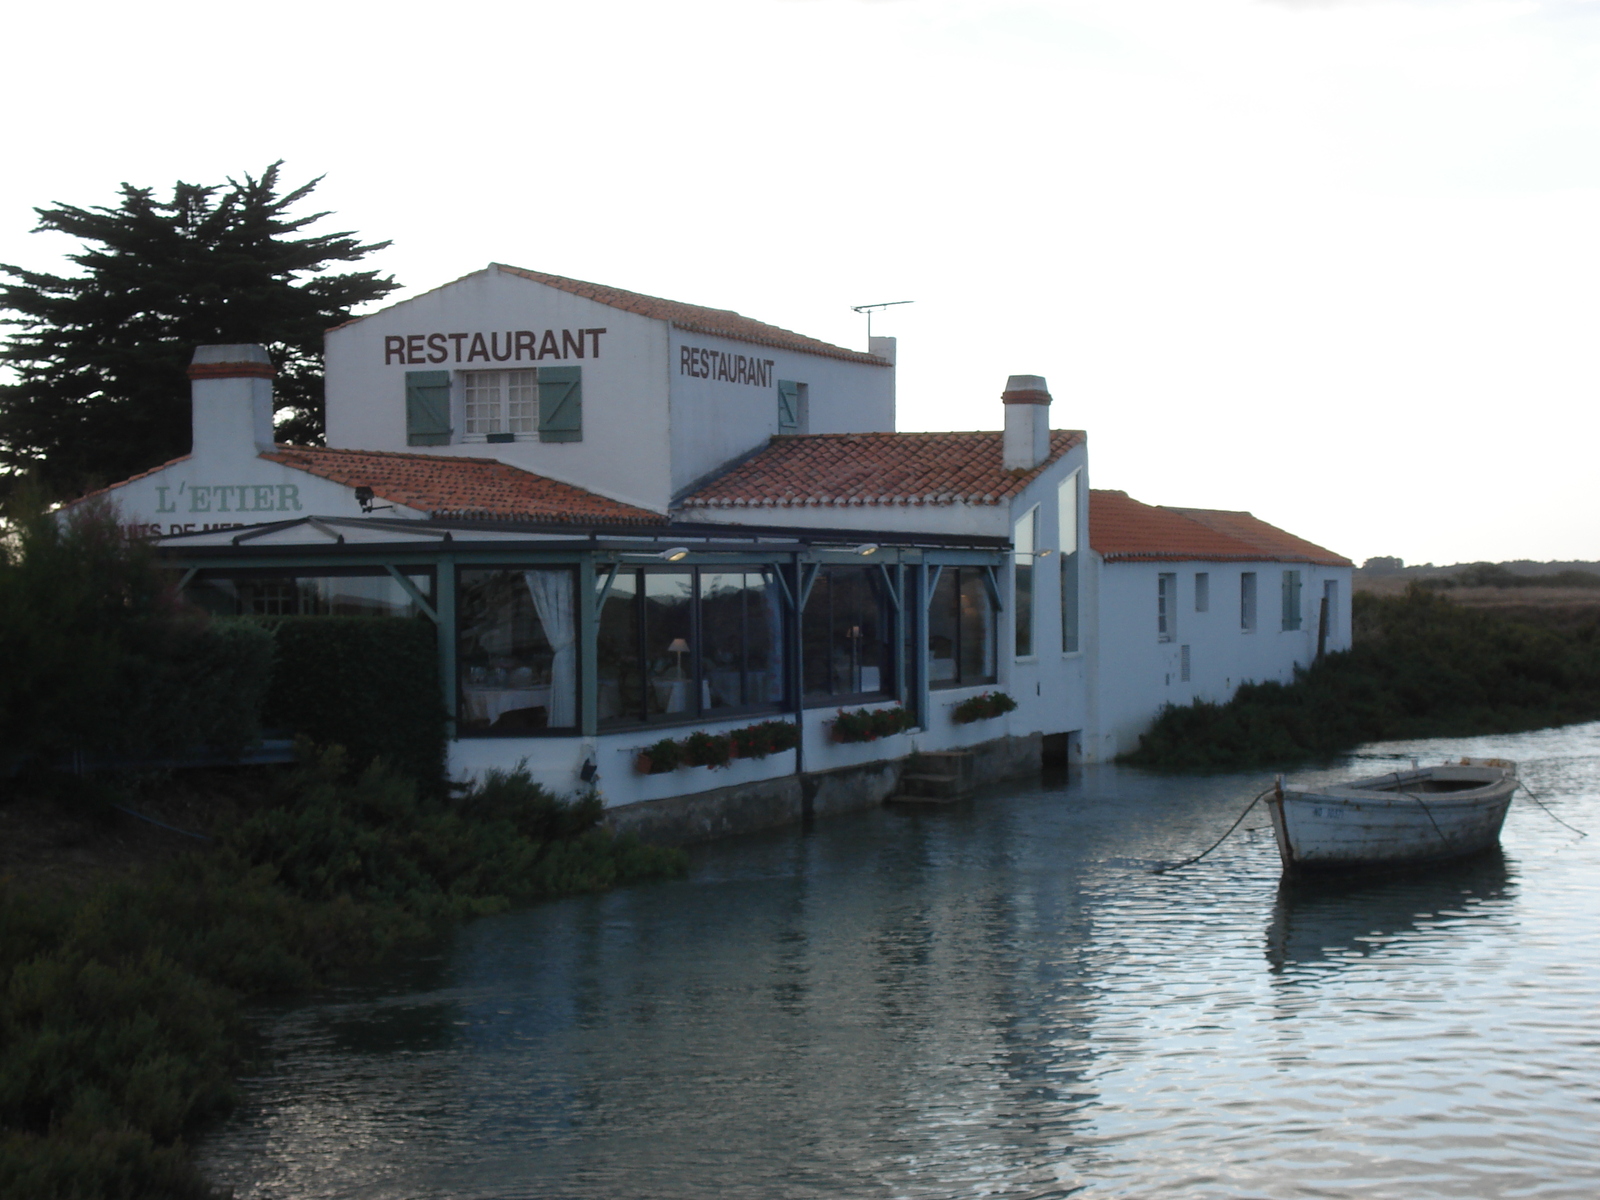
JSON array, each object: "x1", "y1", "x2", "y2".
[
  {"x1": 1264, "y1": 848, "x2": 1516, "y2": 973},
  {"x1": 201, "y1": 723, "x2": 1600, "y2": 1200}
]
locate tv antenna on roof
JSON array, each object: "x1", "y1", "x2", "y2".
[{"x1": 851, "y1": 300, "x2": 913, "y2": 340}]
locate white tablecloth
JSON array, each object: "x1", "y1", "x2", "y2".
[
  {"x1": 651, "y1": 679, "x2": 710, "y2": 713},
  {"x1": 463, "y1": 686, "x2": 551, "y2": 724}
]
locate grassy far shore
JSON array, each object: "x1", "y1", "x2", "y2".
[
  {"x1": 1121, "y1": 587, "x2": 1600, "y2": 770},
  {"x1": 0, "y1": 750, "x2": 687, "y2": 1200}
]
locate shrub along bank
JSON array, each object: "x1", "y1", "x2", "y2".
[
  {"x1": 1122, "y1": 588, "x2": 1600, "y2": 770},
  {"x1": 0, "y1": 752, "x2": 688, "y2": 1200}
]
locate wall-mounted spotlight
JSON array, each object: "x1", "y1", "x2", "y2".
[
  {"x1": 353, "y1": 485, "x2": 393, "y2": 514},
  {"x1": 855, "y1": 543, "x2": 880, "y2": 556}
]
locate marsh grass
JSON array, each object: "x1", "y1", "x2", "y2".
[
  {"x1": 0, "y1": 751, "x2": 687, "y2": 1198},
  {"x1": 1123, "y1": 588, "x2": 1600, "y2": 769}
]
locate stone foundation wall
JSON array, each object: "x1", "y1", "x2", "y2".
[{"x1": 605, "y1": 731, "x2": 1043, "y2": 846}]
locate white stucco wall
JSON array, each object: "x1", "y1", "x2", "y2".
[
  {"x1": 1092, "y1": 558, "x2": 1354, "y2": 756},
  {"x1": 74, "y1": 454, "x2": 411, "y2": 536},
  {"x1": 993, "y1": 447, "x2": 1095, "y2": 759},
  {"x1": 324, "y1": 267, "x2": 674, "y2": 513},
  {"x1": 666, "y1": 328, "x2": 894, "y2": 498}
]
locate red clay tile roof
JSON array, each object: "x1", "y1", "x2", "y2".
[
  {"x1": 1090, "y1": 490, "x2": 1350, "y2": 566},
  {"x1": 1165, "y1": 507, "x2": 1351, "y2": 566},
  {"x1": 680, "y1": 430, "x2": 1084, "y2": 509},
  {"x1": 492, "y1": 265, "x2": 889, "y2": 366},
  {"x1": 332, "y1": 265, "x2": 890, "y2": 366},
  {"x1": 262, "y1": 445, "x2": 665, "y2": 526}
]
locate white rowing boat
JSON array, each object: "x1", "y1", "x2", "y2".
[{"x1": 1266, "y1": 758, "x2": 1517, "y2": 875}]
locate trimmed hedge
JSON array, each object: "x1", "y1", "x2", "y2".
[
  {"x1": 259, "y1": 617, "x2": 447, "y2": 787},
  {"x1": 0, "y1": 503, "x2": 274, "y2": 775}
]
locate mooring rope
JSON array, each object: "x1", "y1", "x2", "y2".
[
  {"x1": 1150, "y1": 786, "x2": 1275, "y2": 874},
  {"x1": 1396, "y1": 787, "x2": 1450, "y2": 844},
  {"x1": 1516, "y1": 780, "x2": 1589, "y2": 839},
  {"x1": 107, "y1": 802, "x2": 214, "y2": 842}
]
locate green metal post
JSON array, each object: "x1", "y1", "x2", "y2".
[
  {"x1": 914, "y1": 565, "x2": 931, "y2": 730},
  {"x1": 579, "y1": 555, "x2": 598, "y2": 737},
  {"x1": 436, "y1": 556, "x2": 457, "y2": 741}
]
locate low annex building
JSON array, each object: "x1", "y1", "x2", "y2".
[{"x1": 71, "y1": 265, "x2": 1350, "y2": 838}]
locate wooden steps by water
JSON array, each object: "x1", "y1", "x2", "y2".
[{"x1": 887, "y1": 750, "x2": 977, "y2": 805}]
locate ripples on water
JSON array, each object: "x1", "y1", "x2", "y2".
[{"x1": 200, "y1": 724, "x2": 1600, "y2": 1199}]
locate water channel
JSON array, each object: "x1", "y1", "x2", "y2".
[{"x1": 199, "y1": 723, "x2": 1600, "y2": 1199}]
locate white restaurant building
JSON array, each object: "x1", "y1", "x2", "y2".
[{"x1": 75, "y1": 265, "x2": 1351, "y2": 838}]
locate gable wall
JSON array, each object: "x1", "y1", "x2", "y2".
[{"x1": 324, "y1": 269, "x2": 673, "y2": 513}]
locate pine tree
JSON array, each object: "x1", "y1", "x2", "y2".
[{"x1": 0, "y1": 163, "x2": 399, "y2": 501}]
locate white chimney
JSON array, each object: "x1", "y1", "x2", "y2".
[
  {"x1": 1002, "y1": 374, "x2": 1051, "y2": 470},
  {"x1": 189, "y1": 344, "x2": 276, "y2": 463}
]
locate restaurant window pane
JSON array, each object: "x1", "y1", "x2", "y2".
[
  {"x1": 644, "y1": 572, "x2": 696, "y2": 718},
  {"x1": 958, "y1": 569, "x2": 997, "y2": 684},
  {"x1": 598, "y1": 566, "x2": 789, "y2": 728},
  {"x1": 457, "y1": 568, "x2": 577, "y2": 734},
  {"x1": 598, "y1": 570, "x2": 642, "y2": 727},
  {"x1": 700, "y1": 571, "x2": 786, "y2": 712},
  {"x1": 184, "y1": 571, "x2": 432, "y2": 618},
  {"x1": 803, "y1": 566, "x2": 891, "y2": 700},
  {"x1": 928, "y1": 568, "x2": 960, "y2": 687},
  {"x1": 929, "y1": 566, "x2": 998, "y2": 690}
]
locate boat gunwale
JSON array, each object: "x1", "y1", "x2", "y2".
[{"x1": 1287, "y1": 765, "x2": 1516, "y2": 808}]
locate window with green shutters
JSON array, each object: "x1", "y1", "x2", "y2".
[
  {"x1": 405, "y1": 371, "x2": 452, "y2": 446},
  {"x1": 538, "y1": 366, "x2": 582, "y2": 442},
  {"x1": 1281, "y1": 569, "x2": 1303, "y2": 631},
  {"x1": 777, "y1": 380, "x2": 800, "y2": 433}
]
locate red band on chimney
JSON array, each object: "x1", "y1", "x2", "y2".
[
  {"x1": 1001, "y1": 388, "x2": 1051, "y2": 405},
  {"x1": 187, "y1": 362, "x2": 276, "y2": 380}
]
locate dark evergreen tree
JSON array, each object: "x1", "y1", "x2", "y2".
[{"x1": 0, "y1": 163, "x2": 399, "y2": 501}]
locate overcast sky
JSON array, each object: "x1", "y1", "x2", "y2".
[{"x1": 5, "y1": 0, "x2": 1599, "y2": 565}]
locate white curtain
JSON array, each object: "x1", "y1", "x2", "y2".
[{"x1": 524, "y1": 570, "x2": 577, "y2": 728}]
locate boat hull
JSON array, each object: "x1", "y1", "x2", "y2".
[{"x1": 1267, "y1": 764, "x2": 1516, "y2": 875}]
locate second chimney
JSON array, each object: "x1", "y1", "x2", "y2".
[
  {"x1": 1002, "y1": 374, "x2": 1051, "y2": 470},
  {"x1": 188, "y1": 344, "x2": 277, "y2": 462}
]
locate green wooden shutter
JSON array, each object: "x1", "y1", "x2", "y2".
[
  {"x1": 405, "y1": 371, "x2": 452, "y2": 446},
  {"x1": 1282, "y1": 570, "x2": 1302, "y2": 630},
  {"x1": 777, "y1": 380, "x2": 799, "y2": 433},
  {"x1": 538, "y1": 366, "x2": 582, "y2": 442}
]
